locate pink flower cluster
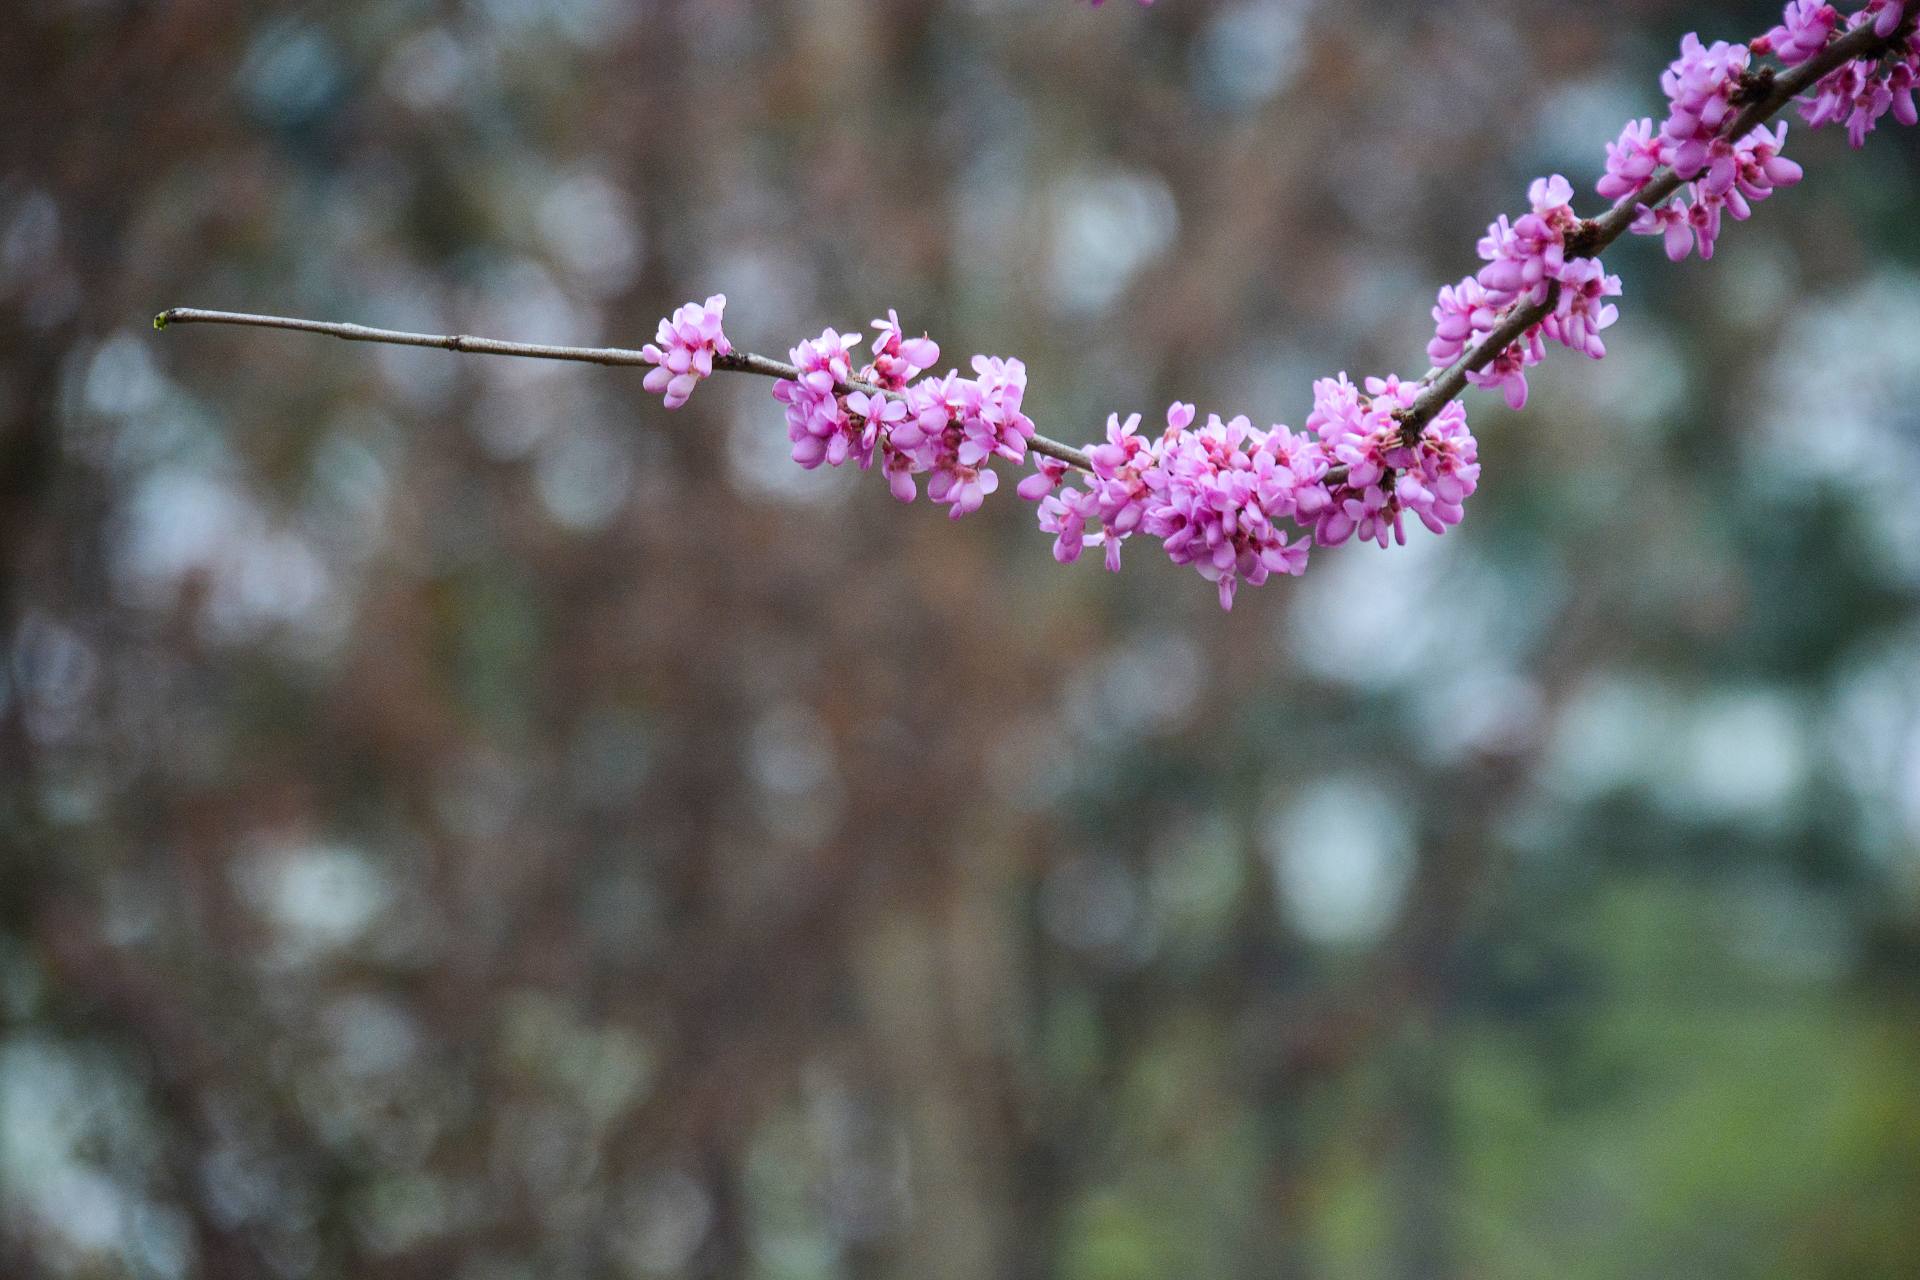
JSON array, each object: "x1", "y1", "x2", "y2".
[
  {"x1": 1019, "y1": 376, "x2": 1478, "y2": 610},
  {"x1": 770, "y1": 314, "x2": 1036, "y2": 520},
  {"x1": 644, "y1": 1, "x2": 1915, "y2": 611},
  {"x1": 1767, "y1": 0, "x2": 1920, "y2": 143},
  {"x1": 1428, "y1": 175, "x2": 1621, "y2": 411},
  {"x1": 1596, "y1": 28, "x2": 1808, "y2": 264},
  {"x1": 640, "y1": 295, "x2": 732, "y2": 409},
  {"x1": 1426, "y1": 0, "x2": 1917, "y2": 433},
  {"x1": 1626, "y1": 122, "x2": 1802, "y2": 261},
  {"x1": 1657, "y1": 34, "x2": 1754, "y2": 183}
]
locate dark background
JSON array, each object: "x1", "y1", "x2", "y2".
[{"x1": 5, "y1": 1, "x2": 1920, "y2": 1277}]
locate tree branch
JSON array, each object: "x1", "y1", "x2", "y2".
[{"x1": 154, "y1": 14, "x2": 1904, "y2": 489}]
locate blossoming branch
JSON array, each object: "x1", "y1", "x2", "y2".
[{"x1": 157, "y1": 0, "x2": 1919, "y2": 610}]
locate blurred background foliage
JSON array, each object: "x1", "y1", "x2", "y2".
[{"x1": 4, "y1": 0, "x2": 1920, "y2": 1277}]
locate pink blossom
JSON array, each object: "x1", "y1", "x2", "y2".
[
  {"x1": 1464, "y1": 327, "x2": 1546, "y2": 411},
  {"x1": 1799, "y1": 11, "x2": 1919, "y2": 147},
  {"x1": 881, "y1": 375, "x2": 956, "y2": 503},
  {"x1": 1475, "y1": 188, "x2": 1571, "y2": 309},
  {"x1": 641, "y1": 295, "x2": 733, "y2": 409},
  {"x1": 1629, "y1": 119, "x2": 1805, "y2": 263},
  {"x1": 1867, "y1": 0, "x2": 1911, "y2": 38},
  {"x1": 763, "y1": 312, "x2": 1034, "y2": 520},
  {"x1": 1304, "y1": 372, "x2": 1365, "y2": 441},
  {"x1": 1734, "y1": 123, "x2": 1805, "y2": 198},
  {"x1": 927, "y1": 458, "x2": 999, "y2": 518},
  {"x1": 1758, "y1": 2, "x2": 1841, "y2": 63},
  {"x1": 773, "y1": 327, "x2": 865, "y2": 469},
  {"x1": 868, "y1": 310, "x2": 940, "y2": 390},
  {"x1": 1301, "y1": 375, "x2": 1408, "y2": 547},
  {"x1": 1027, "y1": 404, "x2": 1182, "y2": 569},
  {"x1": 1081, "y1": 407, "x2": 1166, "y2": 569},
  {"x1": 1659, "y1": 34, "x2": 1751, "y2": 180},
  {"x1": 847, "y1": 389, "x2": 908, "y2": 472},
  {"x1": 1632, "y1": 199, "x2": 1700, "y2": 261},
  {"x1": 883, "y1": 356, "x2": 1035, "y2": 518},
  {"x1": 955, "y1": 356, "x2": 1037, "y2": 469},
  {"x1": 1037, "y1": 484, "x2": 1098, "y2": 564},
  {"x1": 1455, "y1": 172, "x2": 1612, "y2": 388},
  {"x1": 1428, "y1": 275, "x2": 1500, "y2": 366},
  {"x1": 1387, "y1": 402, "x2": 1480, "y2": 536},
  {"x1": 1017, "y1": 457, "x2": 1071, "y2": 503},
  {"x1": 1542, "y1": 258, "x2": 1623, "y2": 359},
  {"x1": 1024, "y1": 399, "x2": 1334, "y2": 608},
  {"x1": 1141, "y1": 411, "x2": 1311, "y2": 609},
  {"x1": 1685, "y1": 195, "x2": 1725, "y2": 259},
  {"x1": 1598, "y1": 118, "x2": 1663, "y2": 201}
]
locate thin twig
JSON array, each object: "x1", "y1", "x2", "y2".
[{"x1": 152, "y1": 307, "x2": 1095, "y2": 472}]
